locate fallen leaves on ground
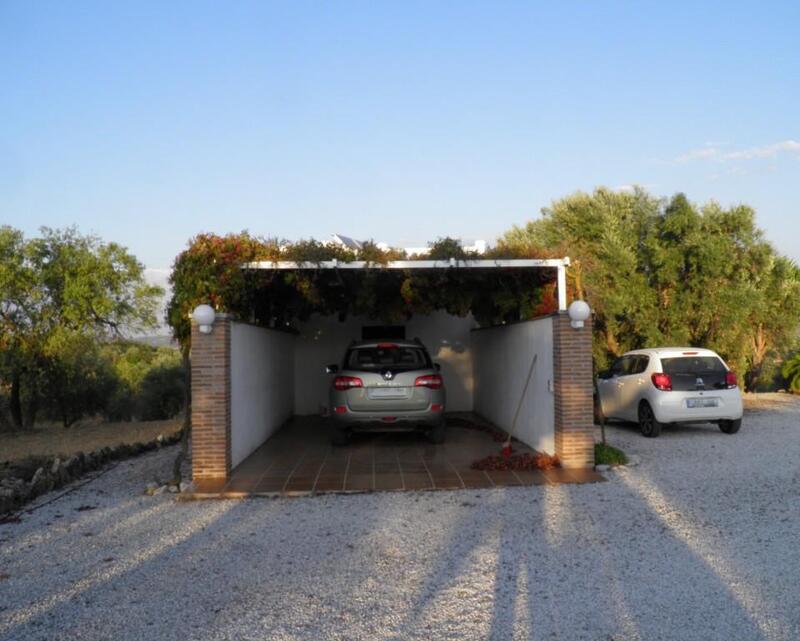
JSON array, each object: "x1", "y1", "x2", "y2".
[{"x1": 471, "y1": 451, "x2": 560, "y2": 471}]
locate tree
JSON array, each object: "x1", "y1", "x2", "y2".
[
  {"x1": 781, "y1": 353, "x2": 800, "y2": 393},
  {"x1": 496, "y1": 188, "x2": 800, "y2": 388},
  {"x1": 42, "y1": 335, "x2": 118, "y2": 428},
  {"x1": 103, "y1": 342, "x2": 181, "y2": 392},
  {"x1": 0, "y1": 227, "x2": 39, "y2": 426},
  {"x1": 0, "y1": 226, "x2": 163, "y2": 428},
  {"x1": 497, "y1": 188, "x2": 662, "y2": 369},
  {"x1": 101, "y1": 342, "x2": 183, "y2": 422},
  {"x1": 136, "y1": 365, "x2": 186, "y2": 421},
  {"x1": 742, "y1": 256, "x2": 800, "y2": 390}
]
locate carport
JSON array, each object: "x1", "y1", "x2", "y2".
[{"x1": 189, "y1": 258, "x2": 597, "y2": 492}]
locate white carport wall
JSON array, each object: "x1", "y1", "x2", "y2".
[
  {"x1": 472, "y1": 317, "x2": 555, "y2": 454},
  {"x1": 229, "y1": 322, "x2": 295, "y2": 468},
  {"x1": 191, "y1": 315, "x2": 296, "y2": 479},
  {"x1": 190, "y1": 257, "x2": 595, "y2": 481}
]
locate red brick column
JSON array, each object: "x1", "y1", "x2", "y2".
[
  {"x1": 552, "y1": 313, "x2": 595, "y2": 468},
  {"x1": 191, "y1": 313, "x2": 232, "y2": 481}
]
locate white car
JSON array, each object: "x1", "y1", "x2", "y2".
[{"x1": 596, "y1": 347, "x2": 743, "y2": 437}]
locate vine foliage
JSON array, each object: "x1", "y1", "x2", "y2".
[{"x1": 167, "y1": 234, "x2": 557, "y2": 346}]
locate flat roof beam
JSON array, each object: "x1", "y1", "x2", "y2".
[{"x1": 243, "y1": 258, "x2": 570, "y2": 270}]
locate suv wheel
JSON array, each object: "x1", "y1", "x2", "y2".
[
  {"x1": 427, "y1": 422, "x2": 446, "y2": 444},
  {"x1": 638, "y1": 402, "x2": 662, "y2": 438},
  {"x1": 331, "y1": 425, "x2": 350, "y2": 446},
  {"x1": 718, "y1": 419, "x2": 742, "y2": 434}
]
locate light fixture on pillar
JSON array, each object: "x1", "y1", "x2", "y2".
[
  {"x1": 568, "y1": 300, "x2": 591, "y2": 329},
  {"x1": 192, "y1": 304, "x2": 216, "y2": 334}
]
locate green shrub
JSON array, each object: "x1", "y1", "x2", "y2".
[
  {"x1": 135, "y1": 365, "x2": 186, "y2": 421},
  {"x1": 41, "y1": 338, "x2": 118, "y2": 428},
  {"x1": 104, "y1": 387, "x2": 135, "y2": 422},
  {"x1": 595, "y1": 443, "x2": 628, "y2": 466},
  {"x1": 781, "y1": 353, "x2": 800, "y2": 393},
  {"x1": 103, "y1": 343, "x2": 181, "y2": 391},
  {"x1": 101, "y1": 342, "x2": 185, "y2": 422}
]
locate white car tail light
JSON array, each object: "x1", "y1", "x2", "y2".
[{"x1": 651, "y1": 372, "x2": 673, "y2": 391}]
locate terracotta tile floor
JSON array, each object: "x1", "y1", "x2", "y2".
[{"x1": 189, "y1": 414, "x2": 605, "y2": 498}]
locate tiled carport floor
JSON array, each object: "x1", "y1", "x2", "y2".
[{"x1": 189, "y1": 414, "x2": 603, "y2": 498}]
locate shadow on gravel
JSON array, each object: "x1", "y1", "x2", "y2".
[
  {"x1": 0, "y1": 500, "x2": 239, "y2": 639},
  {"x1": 2, "y1": 471, "x2": 795, "y2": 640},
  {"x1": 384, "y1": 483, "x2": 782, "y2": 640},
  {"x1": 604, "y1": 419, "x2": 728, "y2": 439}
]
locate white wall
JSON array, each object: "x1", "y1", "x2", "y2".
[
  {"x1": 230, "y1": 322, "x2": 295, "y2": 468},
  {"x1": 293, "y1": 312, "x2": 477, "y2": 415},
  {"x1": 472, "y1": 317, "x2": 555, "y2": 454}
]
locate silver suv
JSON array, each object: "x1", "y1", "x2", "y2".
[{"x1": 326, "y1": 339, "x2": 446, "y2": 445}]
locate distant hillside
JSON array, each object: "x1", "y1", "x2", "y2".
[{"x1": 131, "y1": 335, "x2": 178, "y2": 349}]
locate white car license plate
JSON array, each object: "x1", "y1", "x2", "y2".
[
  {"x1": 367, "y1": 387, "x2": 408, "y2": 399},
  {"x1": 686, "y1": 397, "x2": 719, "y2": 408}
]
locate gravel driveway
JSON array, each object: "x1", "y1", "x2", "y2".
[{"x1": 2, "y1": 395, "x2": 799, "y2": 641}]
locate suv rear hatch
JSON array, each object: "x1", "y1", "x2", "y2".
[
  {"x1": 341, "y1": 344, "x2": 436, "y2": 411},
  {"x1": 660, "y1": 355, "x2": 728, "y2": 391}
]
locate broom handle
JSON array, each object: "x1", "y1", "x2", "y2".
[{"x1": 508, "y1": 353, "x2": 538, "y2": 441}]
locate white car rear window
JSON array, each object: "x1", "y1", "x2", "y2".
[{"x1": 661, "y1": 356, "x2": 725, "y2": 375}]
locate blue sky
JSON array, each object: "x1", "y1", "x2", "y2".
[{"x1": 2, "y1": 1, "x2": 799, "y2": 272}]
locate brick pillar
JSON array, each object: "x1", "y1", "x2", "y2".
[
  {"x1": 191, "y1": 313, "x2": 232, "y2": 481},
  {"x1": 552, "y1": 313, "x2": 595, "y2": 468}
]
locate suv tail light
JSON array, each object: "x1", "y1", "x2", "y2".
[
  {"x1": 651, "y1": 372, "x2": 672, "y2": 391},
  {"x1": 334, "y1": 376, "x2": 363, "y2": 391},
  {"x1": 414, "y1": 374, "x2": 443, "y2": 390},
  {"x1": 725, "y1": 371, "x2": 738, "y2": 389}
]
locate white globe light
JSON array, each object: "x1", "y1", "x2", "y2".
[
  {"x1": 568, "y1": 300, "x2": 591, "y2": 328},
  {"x1": 192, "y1": 304, "x2": 216, "y2": 334}
]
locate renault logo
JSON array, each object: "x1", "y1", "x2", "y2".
[
  {"x1": 383, "y1": 370, "x2": 393, "y2": 380},
  {"x1": 696, "y1": 377, "x2": 704, "y2": 387}
]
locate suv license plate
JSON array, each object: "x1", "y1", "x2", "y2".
[
  {"x1": 686, "y1": 398, "x2": 719, "y2": 408},
  {"x1": 368, "y1": 387, "x2": 407, "y2": 399}
]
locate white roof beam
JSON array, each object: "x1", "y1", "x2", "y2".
[{"x1": 243, "y1": 258, "x2": 570, "y2": 270}]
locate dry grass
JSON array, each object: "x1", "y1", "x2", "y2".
[
  {"x1": 743, "y1": 391, "x2": 800, "y2": 413},
  {"x1": 0, "y1": 417, "x2": 183, "y2": 464}
]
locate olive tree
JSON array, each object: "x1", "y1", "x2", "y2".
[
  {"x1": 0, "y1": 226, "x2": 162, "y2": 428},
  {"x1": 496, "y1": 188, "x2": 800, "y2": 389}
]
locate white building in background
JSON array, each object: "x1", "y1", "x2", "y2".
[
  {"x1": 330, "y1": 234, "x2": 487, "y2": 256},
  {"x1": 329, "y1": 234, "x2": 363, "y2": 251}
]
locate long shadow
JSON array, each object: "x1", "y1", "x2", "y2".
[
  {"x1": 196, "y1": 495, "x2": 410, "y2": 631},
  {"x1": 605, "y1": 417, "x2": 727, "y2": 439},
  {"x1": 183, "y1": 485, "x2": 504, "y2": 641},
  {"x1": 1, "y1": 496, "x2": 154, "y2": 557},
  {"x1": 516, "y1": 480, "x2": 781, "y2": 641},
  {"x1": 6, "y1": 458, "x2": 793, "y2": 640},
  {"x1": 486, "y1": 490, "x2": 546, "y2": 639},
  {"x1": 383, "y1": 489, "x2": 508, "y2": 639},
  {"x1": 617, "y1": 469, "x2": 794, "y2": 640},
  {"x1": 4, "y1": 484, "x2": 413, "y2": 641},
  {"x1": 0, "y1": 499, "x2": 241, "y2": 640}
]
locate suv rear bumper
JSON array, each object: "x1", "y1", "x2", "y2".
[{"x1": 331, "y1": 405, "x2": 444, "y2": 429}]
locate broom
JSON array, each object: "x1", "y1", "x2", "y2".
[{"x1": 501, "y1": 353, "x2": 538, "y2": 457}]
